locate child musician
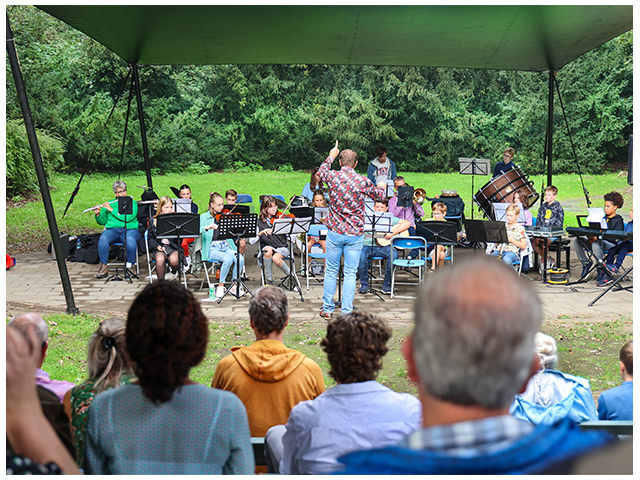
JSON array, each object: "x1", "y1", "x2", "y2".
[
  {"x1": 486, "y1": 203, "x2": 527, "y2": 267},
  {"x1": 224, "y1": 189, "x2": 247, "y2": 256},
  {"x1": 307, "y1": 191, "x2": 328, "y2": 254},
  {"x1": 257, "y1": 195, "x2": 292, "y2": 284},
  {"x1": 147, "y1": 196, "x2": 181, "y2": 280}
]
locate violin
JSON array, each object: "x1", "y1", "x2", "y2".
[{"x1": 214, "y1": 203, "x2": 242, "y2": 222}]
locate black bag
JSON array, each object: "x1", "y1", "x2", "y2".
[{"x1": 71, "y1": 233, "x2": 101, "y2": 264}]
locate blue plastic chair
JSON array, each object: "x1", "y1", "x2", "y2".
[{"x1": 390, "y1": 236, "x2": 427, "y2": 299}]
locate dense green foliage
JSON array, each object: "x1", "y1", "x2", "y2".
[
  {"x1": 6, "y1": 6, "x2": 633, "y2": 194},
  {"x1": 6, "y1": 119, "x2": 66, "y2": 196}
]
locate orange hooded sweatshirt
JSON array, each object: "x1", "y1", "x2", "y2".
[{"x1": 211, "y1": 339, "x2": 325, "y2": 437}]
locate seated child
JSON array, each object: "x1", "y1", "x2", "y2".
[
  {"x1": 178, "y1": 184, "x2": 198, "y2": 269},
  {"x1": 307, "y1": 191, "x2": 328, "y2": 254},
  {"x1": 532, "y1": 185, "x2": 564, "y2": 270},
  {"x1": 426, "y1": 203, "x2": 448, "y2": 270},
  {"x1": 606, "y1": 206, "x2": 633, "y2": 274},
  {"x1": 573, "y1": 191, "x2": 625, "y2": 286},
  {"x1": 486, "y1": 203, "x2": 527, "y2": 267}
]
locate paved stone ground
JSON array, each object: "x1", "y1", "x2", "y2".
[{"x1": 6, "y1": 240, "x2": 633, "y2": 326}]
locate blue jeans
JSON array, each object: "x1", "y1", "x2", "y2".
[
  {"x1": 322, "y1": 230, "x2": 364, "y2": 314},
  {"x1": 490, "y1": 250, "x2": 518, "y2": 266},
  {"x1": 208, "y1": 242, "x2": 244, "y2": 283},
  {"x1": 358, "y1": 244, "x2": 397, "y2": 286},
  {"x1": 98, "y1": 228, "x2": 141, "y2": 265}
]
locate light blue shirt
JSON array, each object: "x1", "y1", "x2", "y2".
[
  {"x1": 280, "y1": 380, "x2": 421, "y2": 474},
  {"x1": 85, "y1": 384, "x2": 254, "y2": 475}
]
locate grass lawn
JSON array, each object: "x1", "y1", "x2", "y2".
[
  {"x1": 6, "y1": 170, "x2": 632, "y2": 253},
  {"x1": 22, "y1": 311, "x2": 633, "y2": 406}
]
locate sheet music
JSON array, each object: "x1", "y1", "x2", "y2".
[
  {"x1": 586, "y1": 207, "x2": 607, "y2": 229},
  {"x1": 172, "y1": 198, "x2": 192, "y2": 213}
]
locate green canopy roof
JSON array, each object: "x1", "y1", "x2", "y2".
[{"x1": 38, "y1": 5, "x2": 632, "y2": 71}]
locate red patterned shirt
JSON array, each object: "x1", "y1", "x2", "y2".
[{"x1": 318, "y1": 156, "x2": 385, "y2": 236}]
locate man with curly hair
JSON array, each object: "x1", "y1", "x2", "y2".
[{"x1": 264, "y1": 311, "x2": 421, "y2": 474}]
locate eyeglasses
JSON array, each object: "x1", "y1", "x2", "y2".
[
  {"x1": 116, "y1": 189, "x2": 127, "y2": 194},
  {"x1": 503, "y1": 155, "x2": 513, "y2": 159}
]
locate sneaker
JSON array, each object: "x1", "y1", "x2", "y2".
[
  {"x1": 605, "y1": 264, "x2": 619, "y2": 274},
  {"x1": 381, "y1": 283, "x2": 391, "y2": 295},
  {"x1": 546, "y1": 257, "x2": 556, "y2": 269},
  {"x1": 597, "y1": 277, "x2": 613, "y2": 287},
  {"x1": 215, "y1": 285, "x2": 225, "y2": 299},
  {"x1": 184, "y1": 255, "x2": 191, "y2": 270},
  {"x1": 96, "y1": 263, "x2": 109, "y2": 279},
  {"x1": 358, "y1": 283, "x2": 370, "y2": 294},
  {"x1": 319, "y1": 309, "x2": 332, "y2": 320},
  {"x1": 580, "y1": 262, "x2": 592, "y2": 279}
]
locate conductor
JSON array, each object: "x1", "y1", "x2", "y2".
[{"x1": 317, "y1": 142, "x2": 386, "y2": 318}]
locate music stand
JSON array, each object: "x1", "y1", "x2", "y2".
[
  {"x1": 156, "y1": 213, "x2": 200, "y2": 287},
  {"x1": 272, "y1": 216, "x2": 312, "y2": 301},
  {"x1": 416, "y1": 221, "x2": 458, "y2": 270},
  {"x1": 397, "y1": 185, "x2": 414, "y2": 209},
  {"x1": 459, "y1": 157, "x2": 490, "y2": 219},
  {"x1": 172, "y1": 198, "x2": 192, "y2": 214},
  {"x1": 492, "y1": 202, "x2": 527, "y2": 224},
  {"x1": 105, "y1": 196, "x2": 138, "y2": 283},
  {"x1": 463, "y1": 219, "x2": 508, "y2": 250},
  {"x1": 363, "y1": 212, "x2": 394, "y2": 301},
  {"x1": 215, "y1": 213, "x2": 258, "y2": 303}
]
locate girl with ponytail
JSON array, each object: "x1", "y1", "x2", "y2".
[{"x1": 62, "y1": 317, "x2": 135, "y2": 469}]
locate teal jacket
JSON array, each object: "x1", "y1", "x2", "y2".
[
  {"x1": 199, "y1": 211, "x2": 235, "y2": 261},
  {"x1": 95, "y1": 198, "x2": 138, "y2": 229}
]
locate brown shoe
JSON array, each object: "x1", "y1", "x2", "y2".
[{"x1": 96, "y1": 263, "x2": 109, "y2": 279}]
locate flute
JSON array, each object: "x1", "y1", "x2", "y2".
[{"x1": 83, "y1": 199, "x2": 118, "y2": 213}]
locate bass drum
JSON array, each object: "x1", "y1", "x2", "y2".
[{"x1": 473, "y1": 166, "x2": 539, "y2": 219}]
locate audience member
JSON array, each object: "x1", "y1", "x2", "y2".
[
  {"x1": 7, "y1": 313, "x2": 75, "y2": 402},
  {"x1": 212, "y1": 286, "x2": 325, "y2": 439},
  {"x1": 367, "y1": 145, "x2": 397, "y2": 185},
  {"x1": 597, "y1": 340, "x2": 633, "y2": 420},
  {"x1": 358, "y1": 198, "x2": 410, "y2": 294},
  {"x1": 85, "y1": 281, "x2": 253, "y2": 474},
  {"x1": 265, "y1": 311, "x2": 421, "y2": 474},
  {"x1": 6, "y1": 325, "x2": 81, "y2": 474},
  {"x1": 510, "y1": 332, "x2": 597, "y2": 424},
  {"x1": 573, "y1": 191, "x2": 625, "y2": 286},
  {"x1": 62, "y1": 317, "x2": 136, "y2": 470},
  {"x1": 338, "y1": 256, "x2": 614, "y2": 474}
]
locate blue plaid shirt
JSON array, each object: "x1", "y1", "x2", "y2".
[{"x1": 400, "y1": 415, "x2": 534, "y2": 457}]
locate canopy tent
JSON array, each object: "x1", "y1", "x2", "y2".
[
  {"x1": 39, "y1": 5, "x2": 632, "y2": 71},
  {"x1": 8, "y1": 5, "x2": 633, "y2": 313}
]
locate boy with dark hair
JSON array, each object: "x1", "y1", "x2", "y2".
[
  {"x1": 367, "y1": 145, "x2": 397, "y2": 185},
  {"x1": 573, "y1": 191, "x2": 625, "y2": 286}
]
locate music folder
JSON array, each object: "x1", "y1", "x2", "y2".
[{"x1": 586, "y1": 207, "x2": 607, "y2": 229}]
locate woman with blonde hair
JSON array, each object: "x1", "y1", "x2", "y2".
[
  {"x1": 63, "y1": 317, "x2": 136, "y2": 469},
  {"x1": 147, "y1": 195, "x2": 181, "y2": 279}
]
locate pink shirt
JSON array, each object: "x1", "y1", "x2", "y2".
[
  {"x1": 318, "y1": 156, "x2": 385, "y2": 236},
  {"x1": 36, "y1": 368, "x2": 75, "y2": 403},
  {"x1": 388, "y1": 196, "x2": 424, "y2": 226}
]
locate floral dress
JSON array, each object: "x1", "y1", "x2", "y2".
[{"x1": 69, "y1": 373, "x2": 136, "y2": 469}]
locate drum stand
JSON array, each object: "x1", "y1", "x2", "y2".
[{"x1": 458, "y1": 157, "x2": 490, "y2": 220}]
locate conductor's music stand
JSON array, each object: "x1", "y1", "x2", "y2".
[
  {"x1": 216, "y1": 213, "x2": 258, "y2": 303},
  {"x1": 459, "y1": 157, "x2": 490, "y2": 219},
  {"x1": 415, "y1": 221, "x2": 458, "y2": 270},
  {"x1": 363, "y1": 212, "x2": 394, "y2": 301},
  {"x1": 272, "y1": 216, "x2": 312, "y2": 302},
  {"x1": 463, "y1": 219, "x2": 508, "y2": 250},
  {"x1": 156, "y1": 213, "x2": 200, "y2": 287},
  {"x1": 106, "y1": 196, "x2": 138, "y2": 283}
]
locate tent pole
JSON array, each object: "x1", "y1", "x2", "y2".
[
  {"x1": 6, "y1": 14, "x2": 79, "y2": 315},
  {"x1": 546, "y1": 71, "x2": 554, "y2": 187},
  {"x1": 132, "y1": 64, "x2": 153, "y2": 189}
]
